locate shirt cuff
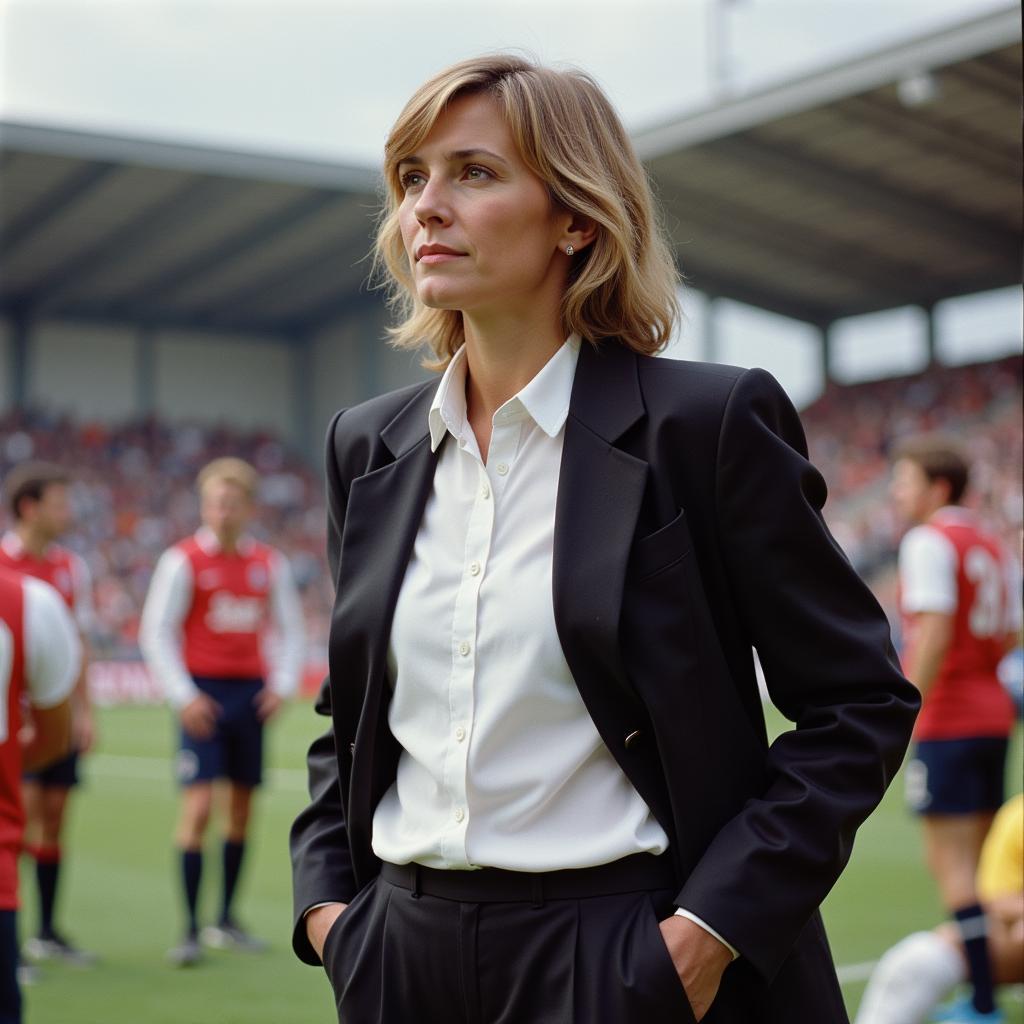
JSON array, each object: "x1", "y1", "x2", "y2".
[
  {"x1": 673, "y1": 908, "x2": 740, "y2": 961},
  {"x1": 303, "y1": 901, "x2": 345, "y2": 919}
]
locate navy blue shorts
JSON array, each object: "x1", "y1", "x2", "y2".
[
  {"x1": 177, "y1": 678, "x2": 264, "y2": 788},
  {"x1": 22, "y1": 751, "x2": 79, "y2": 789},
  {"x1": 905, "y1": 736, "x2": 1009, "y2": 815}
]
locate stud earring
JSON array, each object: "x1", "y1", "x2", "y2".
[{"x1": 565, "y1": 245, "x2": 574, "y2": 256}]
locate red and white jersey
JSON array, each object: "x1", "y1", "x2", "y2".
[
  {"x1": 898, "y1": 506, "x2": 1022, "y2": 741},
  {"x1": 0, "y1": 531, "x2": 95, "y2": 633},
  {"x1": 139, "y1": 527, "x2": 305, "y2": 708},
  {"x1": 0, "y1": 569, "x2": 79, "y2": 909}
]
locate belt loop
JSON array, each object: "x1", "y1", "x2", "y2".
[
  {"x1": 412, "y1": 863, "x2": 422, "y2": 900},
  {"x1": 530, "y1": 874, "x2": 544, "y2": 910}
]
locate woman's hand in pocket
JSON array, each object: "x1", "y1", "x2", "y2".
[{"x1": 307, "y1": 902, "x2": 348, "y2": 962}]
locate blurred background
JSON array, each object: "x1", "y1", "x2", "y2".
[{"x1": 0, "y1": 1, "x2": 1021, "y2": 1022}]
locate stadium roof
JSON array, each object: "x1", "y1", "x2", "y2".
[{"x1": 0, "y1": 5, "x2": 1020, "y2": 338}]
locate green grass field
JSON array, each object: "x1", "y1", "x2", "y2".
[{"x1": 18, "y1": 702, "x2": 1023, "y2": 1024}]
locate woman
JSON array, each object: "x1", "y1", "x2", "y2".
[{"x1": 290, "y1": 54, "x2": 918, "y2": 1024}]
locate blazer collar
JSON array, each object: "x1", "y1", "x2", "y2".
[
  {"x1": 567, "y1": 339, "x2": 645, "y2": 445},
  {"x1": 379, "y1": 380, "x2": 436, "y2": 460}
]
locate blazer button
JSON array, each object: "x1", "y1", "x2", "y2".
[
  {"x1": 348, "y1": 742, "x2": 356, "y2": 755},
  {"x1": 624, "y1": 729, "x2": 642, "y2": 749}
]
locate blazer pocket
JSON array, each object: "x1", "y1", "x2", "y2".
[{"x1": 630, "y1": 508, "x2": 693, "y2": 582}]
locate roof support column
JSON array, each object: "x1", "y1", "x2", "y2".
[
  {"x1": 137, "y1": 327, "x2": 156, "y2": 416},
  {"x1": 704, "y1": 296, "x2": 719, "y2": 363},
  {"x1": 819, "y1": 320, "x2": 833, "y2": 387},
  {"x1": 9, "y1": 309, "x2": 30, "y2": 408},
  {"x1": 293, "y1": 333, "x2": 316, "y2": 464},
  {"x1": 923, "y1": 304, "x2": 937, "y2": 366}
]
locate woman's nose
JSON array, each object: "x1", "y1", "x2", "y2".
[{"x1": 414, "y1": 177, "x2": 452, "y2": 225}]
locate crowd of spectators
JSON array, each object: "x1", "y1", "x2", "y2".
[{"x1": 0, "y1": 353, "x2": 1019, "y2": 670}]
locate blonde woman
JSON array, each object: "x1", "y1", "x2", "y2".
[{"x1": 291, "y1": 55, "x2": 918, "y2": 1024}]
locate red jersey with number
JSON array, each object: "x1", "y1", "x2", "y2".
[
  {"x1": 179, "y1": 536, "x2": 274, "y2": 680},
  {"x1": 0, "y1": 533, "x2": 77, "y2": 611},
  {"x1": 0, "y1": 569, "x2": 26, "y2": 909},
  {"x1": 900, "y1": 510, "x2": 1017, "y2": 741}
]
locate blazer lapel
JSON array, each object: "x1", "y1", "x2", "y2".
[
  {"x1": 331, "y1": 385, "x2": 438, "y2": 801},
  {"x1": 553, "y1": 341, "x2": 647, "y2": 712}
]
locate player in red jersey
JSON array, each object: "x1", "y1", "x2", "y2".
[
  {"x1": 891, "y1": 435, "x2": 1022, "y2": 1024},
  {"x1": 139, "y1": 458, "x2": 304, "y2": 967},
  {"x1": 0, "y1": 564, "x2": 79, "y2": 1024},
  {"x1": 0, "y1": 463, "x2": 97, "y2": 968}
]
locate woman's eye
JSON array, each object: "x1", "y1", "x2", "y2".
[
  {"x1": 400, "y1": 171, "x2": 426, "y2": 191},
  {"x1": 464, "y1": 166, "x2": 492, "y2": 181}
]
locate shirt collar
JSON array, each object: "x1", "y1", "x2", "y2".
[
  {"x1": 427, "y1": 334, "x2": 581, "y2": 453},
  {"x1": 0, "y1": 531, "x2": 52, "y2": 561},
  {"x1": 194, "y1": 526, "x2": 254, "y2": 557},
  {"x1": 1, "y1": 532, "x2": 26, "y2": 559}
]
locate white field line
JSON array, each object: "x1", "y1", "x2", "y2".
[
  {"x1": 86, "y1": 753, "x2": 308, "y2": 791},
  {"x1": 80, "y1": 754, "x2": 927, "y2": 990}
]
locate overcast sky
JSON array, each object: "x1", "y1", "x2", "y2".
[{"x1": 1, "y1": 0, "x2": 1020, "y2": 404}]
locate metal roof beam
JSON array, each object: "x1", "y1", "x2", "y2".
[
  {"x1": 658, "y1": 176, "x2": 933, "y2": 301},
  {"x1": 631, "y1": 6, "x2": 1021, "y2": 160},
  {"x1": 836, "y1": 93, "x2": 1019, "y2": 180},
  {"x1": 4, "y1": 299, "x2": 296, "y2": 340},
  {"x1": 707, "y1": 136, "x2": 1019, "y2": 260},
  {"x1": 282, "y1": 289, "x2": 384, "y2": 335},
  {"x1": 0, "y1": 120, "x2": 379, "y2": 192},
  {"x1": 676, "y1": 261, "x2": 835, "y2": 324},
  {"x1": 23, "y1": 177, "x2": 239, "y2": 310},
  {"x1": 201, "y1": 249, "x2": 366, "y2": 327},
  {"x1": 110, "y1": 189, "x2": 347, "y2": 308},
  {"x1": 1, "y1": 160, "x2": 117, "y2": 253}
]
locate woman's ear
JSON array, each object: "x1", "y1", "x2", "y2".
[{"x1": 560, "y1": 213, "x2": 598, "y2": 256}]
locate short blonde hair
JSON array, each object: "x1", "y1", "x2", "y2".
[
  {"x1": 373, "y1": 53, "x2": 681, "y2": 369},
  {"x1": 196, "y1": 457, "x2": 258, "y2": 500}
]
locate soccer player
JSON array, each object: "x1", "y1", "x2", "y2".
[
  {"x1": 890, "y1": 436, "x2": 1022, "y2": 1023},
  {"x1": 854, "y1": 793, "x2": 1023, "y2": 1024},
  {"x1": 0, "y1": 565, "x2": 80, "y2": 1024},
  {"x1": 139, "y1": 457, "x2": 304, "y2": 967},
  {"x1": 0, "y1": 463, "x2": 97, "y2": 966}
]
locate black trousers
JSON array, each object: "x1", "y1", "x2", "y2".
[{"x1": 320, "y1": 856, "x2": 698, "y2": 1024}]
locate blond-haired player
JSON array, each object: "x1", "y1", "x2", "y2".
[{"x1": 140, "y1": 458, "x2": 304, "y2": 966}]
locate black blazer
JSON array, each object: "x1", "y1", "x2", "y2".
[{"x1": 291, "y1": 341, "x2": 919, "y2": 1022}]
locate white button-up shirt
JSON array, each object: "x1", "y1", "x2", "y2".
[{"x1": 371, "y1": 336, "x2": 669, "y2": 870}]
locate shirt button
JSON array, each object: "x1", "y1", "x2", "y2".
[
  {"x1": 468, "y1": 561, "x2": 481, "y2": 576},
  {"x1": 454, "y1": 807, "x2": 465, "y2": 823},
  {"x1": 455, "y1": 726, "x2": 467, "y2": 742},
  {"x1": 496, "y1": 462, "x2": 509, "y2": 476},
  {"x1": 481, "y1": 483, "x2": 491, "y2": 499},
  {"x1": 458, "y1": 641, "x2": 471, "y2": 657}
]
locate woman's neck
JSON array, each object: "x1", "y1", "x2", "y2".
[
  {"x1": 461, "y1": 312, "x2": 564, "y2": 425},
  {"x1": 459, "y1": 308, "x2": 565, "y2": 464}
]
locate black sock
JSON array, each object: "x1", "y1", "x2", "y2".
[
  {"x1": 954, "y1": 903, "x2": 995, "y2": 1013},
  {"x1": 221, "y1": 840, "x2": 245, "y2": 925},
  {"x1": 34, "y1": 849, "x2": 61, "y2": 938},
  {"x1": 181, "y1": 849, "x2": 202, "y2": 937}
]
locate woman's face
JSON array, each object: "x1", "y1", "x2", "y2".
[{"x1": 397, "y1": 92, "x2": 568, "y2": 320}]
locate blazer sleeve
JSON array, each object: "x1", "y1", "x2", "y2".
[
  {"x1": 289, "y1": 409, "x2": 358, "y2": 965},
  {"x1": 674, "y1": 368, "x2": 919, "y2": 980}
]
